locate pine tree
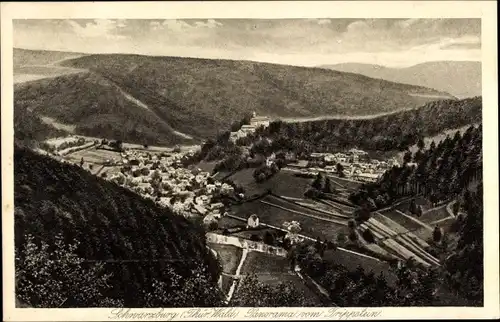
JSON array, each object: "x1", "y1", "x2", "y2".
[
  {"x1": 312, "y1": 173, "x2": 323, "y2": 191},
  {"x1": 323, "y1": 177, "x2": 333, "y2": 193}
]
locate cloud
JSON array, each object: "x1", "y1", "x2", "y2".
[
  {"x1": 15, "y1": 19, "x2": 481, "y2": 68},
  {"x1": 66, "y1": 19, "x2": 126, "y2": 40},
  {"x1": 442, "y1": 42, "x2": 481, "y2": 50},
  {"x1": 439, "y1": 35, "x2": 481, "y2": 50},
  {"x1": 150, "y1": 19, "x2": 223, "y2": 31},
  {"x1": 317, "y1": 19, "x2": 331, "y2": 25},
  {"x1": 194, "y1": 19, "x2": 223, "y2": 29}
]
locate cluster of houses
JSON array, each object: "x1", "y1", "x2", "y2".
[
  {"x1": 104, "y1": 149, "x2": 236, "y2": 222},
  {"x1": 286, "y1": 148, "x2": 401, "y2": 183},
  {"x1": 230, "y1": 112, "x2": 271, "y2": 142}
]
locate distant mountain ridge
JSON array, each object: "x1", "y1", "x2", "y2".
[
  {"x1": 14, "y1": 48, "x2": 455, "y2": 145},
  {"x1": 319, "y1": 61, "x2": 481, "y2": 99}
]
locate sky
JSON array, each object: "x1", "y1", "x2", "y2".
[{"x1": 13, "y1": 18, "x2": 481, "y2": 68}]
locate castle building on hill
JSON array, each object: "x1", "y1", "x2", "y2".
[
  {"x1": 229, "y1": 112, "x2": 270, "y2": 142},
  {"x1": 249, "y1": 112, "x2": 271, "y2": 128}
]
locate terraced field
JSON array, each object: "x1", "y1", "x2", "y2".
[
  {"x1": 378, "y1": 209, "x2": 430, "y2": 232},
  {"x1": 419, "y1": 205, "x2": 451, "y2": 224},
  {"x1": 284, "y1": 198, "x2": 351, "y2": 219},
  {"x1": 264, "y1": 195, "x2": 349, "y2": 223},
  {"x1": 326, "y1": 175, "x2": 363, "y2": 190}
]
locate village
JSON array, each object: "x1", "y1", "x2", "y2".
[
  {"x1": 228, "y1": 112, "x2": 403, "y2": 184},
  {"x1": 284, "y1": 148, "x2": 403, "y2": 183},
  {"x1": 105, "y1": 148, "x2": 239, "y2": 224}
]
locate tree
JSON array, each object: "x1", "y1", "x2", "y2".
[
  {"x1": 408, "y1": 198, "x2": 417, "y2": 214},
  {"x1": 232, "y1": 275, "x2": 316, "y2": 307},
  {"x1": 432, "y1": 226, "x2": 443, "y2": 243},
  {"x1": 312, "y1": 173, "x2": 323, "y2": 191},
  {"x1": 263, "y1": 231, "x2": 276, "y2": 246},
  {"x1": 336, "y1": 163, "x2": 345, "y2": 177},
  {"x1": 141, "y1": 265, "x2": 224, "y2": 307},
  {"x1": 80, "y1": 157, "x2": 84, "y2": 167},
  {"x1": 354, "y1": 206, "x2": 371, "y2": 223},
  {"x1": 417, "y1": 138, "x2": 425, "y2": 150},
  {"x1": 250, "y1": 234, "x2": 261, "y2": 242},
  {"x1": 16, "y1": 234, "x2": 122, "y2": 307},
  {"x1": 430, "y1": 141, "x2": 436, "y2": 151},
  {"x1": 323, "y1": 177, "x2": 333, "y2": 193},
  {"x1": 403, "y1": 150, "x2": 412, "y2": 164},
  {"x1": 336, "y1": 231, "x2": 347, "y2": 244},
  {"x1": 348, "y1": 231, "x2": 358, "y2": 242},
  {"x1": 362, "y1": 229, "x2": 375, "y2": 243}
]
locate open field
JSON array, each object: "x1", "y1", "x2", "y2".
[
  {"x1": 322, "y1": 249, "x2": 397, "y2": 286},
  {"x1": 264, "y1": 195, "x2": 349, "y2": 224},
  {"x1": 208, "y1": 243, "x2": 243, "y2": 275},
  {"x1": 418, "y1": 205, "x2": 451, "y2": 224},
  {"x1": 235, "y1": 251, "x2": 323, "y2": 304},
  {"x1": 65, "y1": 148, "x2": 122, "y2": 164},
  {"x1": 394, "y1": 195, "x2": 433, "y2": 213},
  {"x1": 326, "y1": 175, "x2": 363, "y2": 190},
  {"x1": 221, "y1": 275, "x2": 236, "y2": 295},
  {"x1": 217, "y1": 216, "x2": 247, "y2": 230},
  {"x1": 318, "y1": 199, "x2": 356, "y2": 213},
  {"x1": 229, "y1": 170, "x2": 314, "y2": 199},
  {"x1": 240, "y1": 252, "x2": 291, "y2": 274},
  {"x1": 286, "y1": 198, "x2": 351, "y2": 219},
  {"x1": 228, "y1": 168, "x2": 258, "y2": 191},
  {"x1": 195, "y1": 161, "x2": 218, "y2": 174}
]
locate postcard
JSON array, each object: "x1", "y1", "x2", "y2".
[{"x1": 2, "y1": 1, "x2": 498, "y2": 321}]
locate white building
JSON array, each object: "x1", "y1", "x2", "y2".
[
  {"x1": 247, "y1": 214, "x2": 260, "y2": 228},
  {"x1": 249, "y1": 114, "x2": 271, "y2": 128}
]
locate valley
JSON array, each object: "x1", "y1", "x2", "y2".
[{"x1": 12, "y1": 47, "x2": 484, "y2": 308}]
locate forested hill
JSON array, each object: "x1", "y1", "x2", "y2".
[
  {"x1": 250, "y1": 96, "x2": 481, "y2": 154},
  {"x1": 196, "y1": 96, "x2": 481, "y2": 164},
  {"x1": 14, "y1": 51, "x2": 451, "y2": 143},
  {"x1": 14, "y1": 72, "x2": 196, "y2": 146},
  {"x1": 349, "y1": 124, "x2": 483, "y2": 305},
  {"x1": 349, "y1": 124, "x2": 482, "y2": 209},
  {"x1": 14, "y1": 146, "x2": 223, "y2": 307}
]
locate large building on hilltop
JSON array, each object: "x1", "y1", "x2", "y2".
[
  {"x1": 249, "y1": 112, "x2": 271, "y2": 128},
  {"x1": 230, "y1": 112, "x2": 270, "y2": 142}
]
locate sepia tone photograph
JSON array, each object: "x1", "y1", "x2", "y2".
[{"x1": 2, "y1": 1, "x2": 499, "y2": 321}]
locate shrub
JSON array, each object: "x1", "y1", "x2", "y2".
[
  {"x1": 250, "y1": 234, "x2": 261, "y2": 242},
  {"x1": 348, "y1": 231, "x2": 358, "y2": 242},
  {"x1": 263, "y1": 231, "x2": 275, "y2": 246}
]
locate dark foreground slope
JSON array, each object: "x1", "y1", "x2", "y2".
[{"x1": 14, "y1": 146, "x2": 222, "y2": 307}]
